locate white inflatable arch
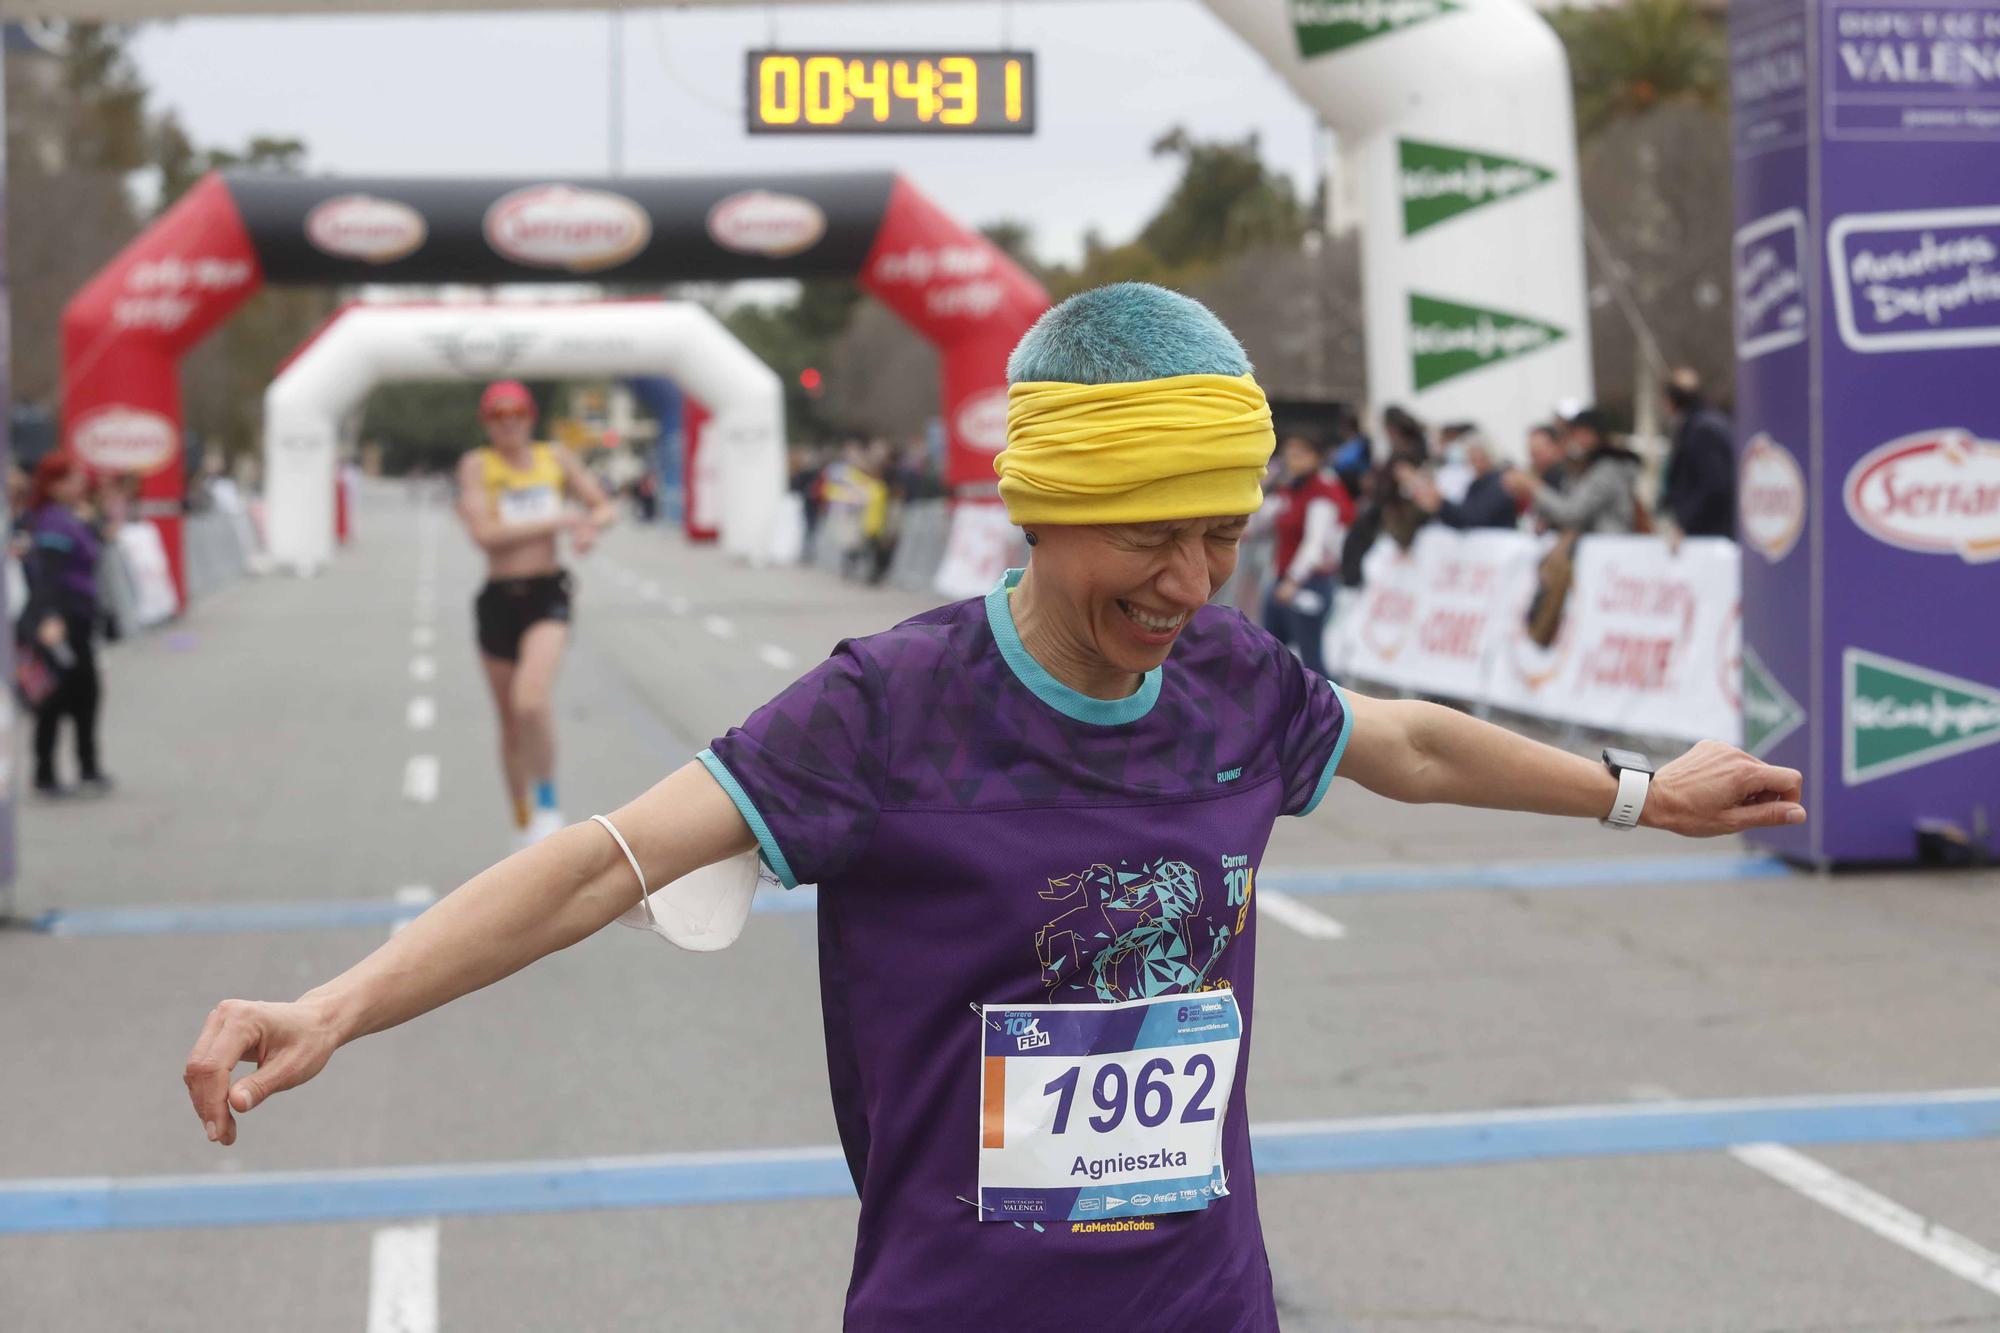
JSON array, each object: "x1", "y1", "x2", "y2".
[{"x1": 264, "y1": 300, "x2": 785, "y2": 572}]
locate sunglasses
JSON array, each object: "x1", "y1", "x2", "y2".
[{"x1": 482, "y1": 408, "x2": 533, "y2": 423}]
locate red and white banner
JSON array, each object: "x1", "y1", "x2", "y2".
[{"x1": 1331, "y1": 529, "x2": 1742, "y2": 746}]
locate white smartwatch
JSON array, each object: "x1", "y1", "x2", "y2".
[{"x1": 1601, "y1": 748, "x2": 1653, "y2": 830}]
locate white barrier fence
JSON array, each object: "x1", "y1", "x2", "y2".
[{"x1": 1327, "y1": 528, "x2": 1743, "y2": 747}]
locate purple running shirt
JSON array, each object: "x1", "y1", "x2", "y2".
[{"x1": 702, "y1": 569, "x2": 1352, "y2": 1332}]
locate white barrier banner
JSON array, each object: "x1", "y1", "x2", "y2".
[
  {"x1": 118, "y1": 521, "x2": 181, "y2": 627},
  {"x1": 934, "y1": 502, "x2": 1025, "y2": 601},
  {"x1": 1557, "y1": 536, "x2": 1740, "y2": 745},
  {"x1": 1334, "y1": 529, "x2": 1741, "y2": 746}
]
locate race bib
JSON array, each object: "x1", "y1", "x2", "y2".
[
  {"x1": 976, "y1": 991, "x2": 1241, "y2": 1224},
  {"x1": 497, "y1": 484, "x2": 561, "y2": 526}
]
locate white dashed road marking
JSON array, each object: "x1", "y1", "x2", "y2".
[
  {"x1": 402, "y1": 756, "x2": 440, "y2": 803},
  {"x1": 1257, "y1": 889, "x2": 1348, "y2": 940},
  {"x1": 367, "y1": 1220, "x2": 439, "y2": 1333}
]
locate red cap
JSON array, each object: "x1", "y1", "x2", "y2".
[{"x1": 479, "y1": 380, "x2": 535, "y2": 418}]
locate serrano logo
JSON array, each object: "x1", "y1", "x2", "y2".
[
  {"x1": 707, "y1": 190, "x2": 827, "y2": 258},
  {"x1": 484, "y1": 185, "x2": 651, "y2": 273},
  {"x1": 1842, "y1": 428, "x2": 2000, "y2": 563},
  {"x1": 305, "y1": 194, "x2": 427, "y2": 263},
  {"x1": 70, "y1": 405, "x2": 179, "y2": 476},
  {"x1": 953, "y1": 387, "x2": 1009, "y2": 453},
  {"x1": 1739, "y1": 432, "x2": 1807, "y2": 562}
]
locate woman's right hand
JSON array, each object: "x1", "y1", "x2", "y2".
[
  {"x1": 182, "y1": 997, "x2": 343, "y2": 1146},
  {"x1": 36, "y1": 616, "x2": 64, "y2": 649}
]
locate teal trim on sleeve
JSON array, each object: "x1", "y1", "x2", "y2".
[
  {"x1": 697, "y1": 748, "x2": 801, "y2": 889},
  {"x1": 984, "y1": 568, "x2": 1163, "y2": 727},
  {"x1": 1294, "y1": 681, "x2": 1355, "y2": 818}
]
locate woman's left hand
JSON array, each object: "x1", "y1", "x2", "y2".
[
  {"x1": 1274, "y1": 579, "x2": 1299, "y2": 606},
  {"x1": 36, "y1": 616, "x2": 65, "y2": 649},
  {"x1": 1643, "y1": 740, "x2": 1806, "y2": 836}
]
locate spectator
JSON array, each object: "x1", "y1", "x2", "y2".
[
  {"x1": 1660, "y1": 367, "x2": 1737, "y2": 540},
  {"x1": 1432, "y1": 421, "x2": 1479, "y2": 504},
  {"x1": 1527, "y1": 422, "x2": 1569, "y2": 494},
  {"x1": 1398, "y1": 432, "x2": 1518, "y2": 530},
  {"x1": 1261, "y1": 432, "x2": 1354, "y2": 677},
  {"x1": 1329, "y1": 407, "x2": 1373, "y2": 497},
  {"x1": 1504, "y1": 409, "x2": 1645, "y2": 534},
  {"x1": 17, "y1": 455, "x2": 113, "y2": 798},
  {"x1": 1365, "y1": 404, "x2": 1432, "y2": 551}
]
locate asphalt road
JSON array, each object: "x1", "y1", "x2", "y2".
[{"x1": 4, "y1": 483, "x2": 1998, "y2": 1332}]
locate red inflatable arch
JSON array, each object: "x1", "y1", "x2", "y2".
[{"x1": 61, "y1": 170, "x2": 1048, "y2": 604}]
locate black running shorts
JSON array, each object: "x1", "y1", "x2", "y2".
[{"x1": 474, "y1": 570, "x2": 573, "y2": 662}]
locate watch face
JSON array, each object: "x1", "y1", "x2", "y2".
[{"x1": 1603, "y1": 747, "x2": 1654, "y2": 775}]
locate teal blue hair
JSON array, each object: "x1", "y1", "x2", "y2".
[{"x1": 1007, "y1": 282, "x2": 1252, "y2": 385}]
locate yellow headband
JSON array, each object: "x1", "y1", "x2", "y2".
[{"x1": 994, "y1": 372, "x2": 1276, "y2": 526}]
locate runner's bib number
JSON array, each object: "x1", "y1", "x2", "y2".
[
  {"x1": 976, "y1": 991, "x2": 1241, "y2": 1223},
  {"x1": 497, "y1": 484, "x2": 561, "y2": 526}
]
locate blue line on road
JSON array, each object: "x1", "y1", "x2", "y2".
[
  {"x1": 4, "y1": 1088, "x2": 1992, "y2": 1235},
  {"x1": 30, "y1": 899, "x2": 430, "y2": 937},
  {"x1": 1261, "y1": 854, "x2": 1795, "y2": 897}
]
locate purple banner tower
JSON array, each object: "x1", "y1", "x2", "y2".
[{"x1": 1731, "y1": 0, "x2": 2000, "y2": 866}]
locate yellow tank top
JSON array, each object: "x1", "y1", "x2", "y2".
[{"x1": 477, "y1": 444, "x2": 567, "y2": 525}]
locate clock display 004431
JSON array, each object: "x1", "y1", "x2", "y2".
[{"x1": 746, "y1": 51, "x2": 1035, "y2": 135}]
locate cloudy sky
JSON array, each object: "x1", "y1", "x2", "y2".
[{"x1": 129, "y1": 1, "x2": 1327, "y2": 267}]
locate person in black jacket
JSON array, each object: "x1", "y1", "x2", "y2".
[
  {"x1": 1396, "y1": 432, "x2": 1519, "y2": 530},
  {"x1": 17, "y1": 454, "x2": 113, "y2": 798},
  {"x1": 1660, "y1": 368, "x2": 1737, "y2": 540}
]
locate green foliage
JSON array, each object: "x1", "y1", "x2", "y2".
[
  {"x1": 722, "y1": 279, "x2": 861, "y2": 437},
  {"x1": 360, "y1": 382, "x2": 490, "y2": 475},
  {"x1": 58, "y1": 23, "x2": 152, "y2": 171},
  {"x1": 1050, "y1": 129, "x2": 1308, "y2": 298},
  {"x1": 1550, "y1": 0, "x2": 1727, "y2": 138}
]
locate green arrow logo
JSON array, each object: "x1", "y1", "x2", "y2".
[
  {"x1": 1408, "y1": 293, "x2": 1567, "y2": 390},
  {"x1": 1742, "y1": 644, "x2": 1805, "y2": 758},
  {"x1": 1290, "y1": 0, "x2": 1462, "y2": 58},
  {"x1": 1400, "y1": 139, "x2": 1555, "y2": 236},
  {"x1": 1844, "y1": 647, "x2": 2000, "y2": 785}
]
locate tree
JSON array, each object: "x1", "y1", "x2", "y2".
[
  {"x1": 1550, "y1": 0, "x2": 1727, "y2": 138},
  {"x1": 6, "y1": 22, "x2": 149, "y2": 407},
  {"x1": 1552, "y1": 0, "x2": 1735, "y2": 414},
  {"x1": 173, "y1": 137, "x2": 337, "y2": 466},
  {"x1": 1049, "y1": 129, "x2": 1312, "y2": 299}
]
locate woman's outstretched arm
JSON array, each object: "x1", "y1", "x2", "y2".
[
  {"x1": 1335, "y1": 691, "x2": 1806, "y2": 837},
  {"x1": 183, "y1": 761, "x2": 755, "y2": 1145}
]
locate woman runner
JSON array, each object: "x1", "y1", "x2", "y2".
[
  {"x1": 457, "y1": 379, "x2": 616, "y2": 848},
  {"x1": 187, "y1": 286, "x2": 1806, "y2": 1331}
]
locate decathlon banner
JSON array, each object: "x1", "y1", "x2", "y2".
[
  {"x1": 1731, "y1": 0, "x2": 2000, "y2": 864},
  {"x1": 1332, "y1": 530, "x2": 1743, "y2": 747}
]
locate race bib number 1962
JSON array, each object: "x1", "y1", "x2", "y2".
[{"x1": 976, "y1": 991, "x2": 1242, "y2": 1223}]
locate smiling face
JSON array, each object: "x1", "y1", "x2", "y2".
[{"x1": 1030, "y1": 514, "x2": 1249, "y2": 676}]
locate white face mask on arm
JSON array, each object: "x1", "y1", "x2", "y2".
[{"x1": 594, "y1": 814, "x2": 763, "y2": 952}]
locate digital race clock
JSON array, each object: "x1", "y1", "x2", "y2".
[{"x1": 746, "y1": 51, "x2": 1036, "y2": 135}]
